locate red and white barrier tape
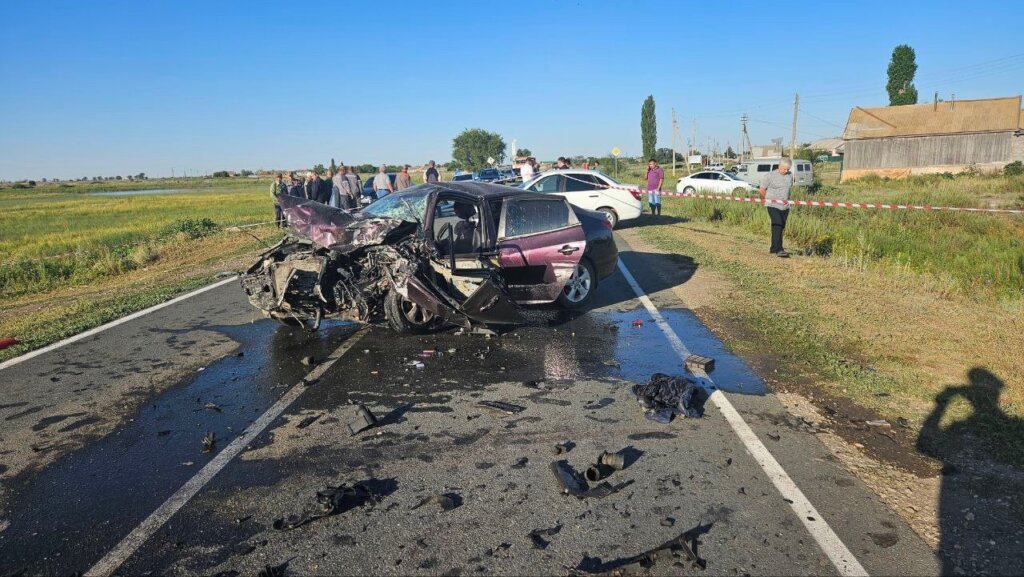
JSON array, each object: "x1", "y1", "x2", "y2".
[{"x1": 555, "y1": 171, "x2": 1024, "y2": 215}]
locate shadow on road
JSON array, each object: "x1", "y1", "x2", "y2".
[{"x1": 916, "y1": 368, "x2": 1024, "y2": 576}]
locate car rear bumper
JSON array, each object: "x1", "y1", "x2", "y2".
[{"x1": 586, "y1": 236, "x2": 618, "y2": 280}]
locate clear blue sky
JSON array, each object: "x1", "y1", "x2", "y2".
[{"x1": 2, "y1": 0, "x2": 1022, "y2": 181}]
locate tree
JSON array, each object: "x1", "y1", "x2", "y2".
[
  {"x1": 886, "y1": 44, "x2": 918, "y2": 106},
  {"x1": 724, "y1": 146, "x2": 737, "y2": 159},
  {"x1": 239, "y1": 169, "x2": 253, "y2": 177},
  {"x1": 313, "y1": 164, "x2": 326, "y2": 176},
  {"x1": 516, "y1": 148, "x2": 532, "y2": 158},
  {"x1": 452, "y1": 128, "x2": 506, "y2": 171},
  {"x1": 641, "y1": 95, "x2": 657, "y2": 161},
  {"x1": 212, "y1": 170, "x2": 230, "y2": 178},
  {"x1": 136, "y1": 172, "x2": 146, "y2": 180}
]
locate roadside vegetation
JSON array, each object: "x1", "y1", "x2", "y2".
[{"x1": 621, "y1": 162, "x2": 1024, "y2": 467}]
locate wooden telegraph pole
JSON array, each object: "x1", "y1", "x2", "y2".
[{"x1": 790, "y1": 93, "x2": 799, "y2": 164}]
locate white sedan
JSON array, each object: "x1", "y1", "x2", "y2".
[
  {"x1": 676, "y1": 171, "x2": 756, "y2": 195},
  {"x1": 521, "y1": 170, "x2": 642, "y2": 228}
]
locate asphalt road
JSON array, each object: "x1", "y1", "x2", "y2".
[{"x1": 0, "y1": 234, "x2": 940, "y2": 576}]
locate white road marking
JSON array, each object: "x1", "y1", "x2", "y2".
[
  {"x1": 85, "y1": 329, "x2": 367, "y2": 577},
  {"x1": 616, "y1": 259, "x2": 869, "y2": 577},
  {"x1": 0, "y1": 275, "x2": 240, "y2": 371}
]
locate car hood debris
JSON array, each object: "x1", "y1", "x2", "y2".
[{"x1": 631, "y1": 373, "x2": 705, "y2": 423}]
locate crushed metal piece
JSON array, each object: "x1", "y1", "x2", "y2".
[
  {"x1": 346, "y1": 405, "x2": 377, "y2": 436},
  {"x1": 201, "y1": 431, "x2": 216, "y2": 453},
  {"x1": 203, "y1": 402, "x2": 222, "y2": 413},
  {"x1": 301, "y1": 355, "x2": 315, "y2": 366},
  {"x1": 273, "y1": 482, "x2": 378, "y2": 531},
  {"x1": 552, "y1": 441, "x2": 575, "y2": 455},
  {"x1": 631, "y1": 373, "x2": 703, "y2": 423},
  {"x1": 585, "y1": 464, "x2": 614, "y2": 483},
  {"x1": 684, "y1": 354, "x2": 715, "y2": 374},
  {"x1": 599, "y1": 451, "x2": 625, "y2": 470},
  {"x1": 551, "y1": 460, "x2": 587, "y2": 496},
  {"x1": 529, "y1": 525, "x2": 562, "y2": 549}
]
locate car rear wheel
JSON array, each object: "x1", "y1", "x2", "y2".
[
  {"x1": 385, "y1": 289, "x2": 439, "y2": 334},
  {"x1": 596, "y1": 207, "x2": 618, "y2": 228},
  {"x1": 556, "y1": 258, "x2": 597, "y2": 309},
  {"x1": 683, "y1": 186, "x2": 696, "y2": 194}
]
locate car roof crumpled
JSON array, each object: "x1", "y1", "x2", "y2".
[{"x1": 278, "y1": 195, "x2": 411, "y2": 254}]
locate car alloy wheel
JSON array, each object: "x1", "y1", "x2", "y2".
[
  {"x1": 400, "y1": 298, "x2": 435, "y2": 326},
  {"x1": 683, "y1": 186, "x2": 696, "y2": 194},
  {"x1": 563, "y1": 262, "x2": 593, "y2": 304}
]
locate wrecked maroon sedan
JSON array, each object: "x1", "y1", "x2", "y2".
[{"x1": 241, "y1": 182, "x2": 618, "y2": 333}]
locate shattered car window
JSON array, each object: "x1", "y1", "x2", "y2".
[
  {"x1": 502, "y1": 198, "x2": 571, "y2": 238},
  {"x1": 361, "y1": 189, "x2": 430, "y2": 222}
]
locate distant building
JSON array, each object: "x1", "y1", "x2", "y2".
[
  {"x1": 840, "y1": 95, "x2": 1024, "y2": 181},
  {"x1": 808, "y1": 138, "x2": 845, "y2": 157},
  {"x1": 751, "y1": 143, "x2": 783, "y2": 158}
]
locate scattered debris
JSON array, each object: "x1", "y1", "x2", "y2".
[
  {"x1": 661, "y1": 517, "x2": 675, "y2": 527},
  {"x1": 896, "y1": 416, "x2": 910, "y2": 428},
  {"x1": 684, "y1": 353, "x2": 715, "y2": 374},
  {"x1": 273, "y1": 482, "x2": 378, "y2": 531},
  {"x1": 296, "y1": 415, "x2": 320, "y2": 429},
  {"x1": 725, "y1": 457, "x2": 733, "y2": 466},
  {"x1": 256, "y1": 561, "x2": 288, "y2": 577},
  {"x1": 486, "y1": 542, "x2": 512, "y2": 558},
  {"x1": 631, "y1": 373, "x2": 703, "y2": 423},
  {"x1": 602, "y1": 359, "x2": 621, "y2": 369},
  {"x1": 201, "y1": 431, "x2": 216, "y2": 453},
  {"x1": 766, "y1": 432, "x2": 781, "y2": 442},
  {"x1": 552, "y1": 441, "x2": 576, "y2": 455},
  {"x1": 511, "y1": 457, "x2": 529, "y2": 469},
  {"x1": 204, "y1": 402, "x2": 222, "y2": 413},
  {"x1": 157, "y1": 430, "x2": 171, "y2": 437},
  {"x1": 529, "y1": 525, "x2": 562, "y2": 549},
  {"x1": 631, "y1": 319, "x2": 644, "y2": 327},
  {"x1": 411, "y1": 493, "x2": 462, "y2": 512},
  {"x1": 551, "y1": 460, "x2": 631, "y2": 499},
  {"x1": 865, "y1": 419, "x2": 890, "y2": 427},
  {"x1": 346, "y1": 405, "x2": 377, "y2": 436},
  {"x1": 301, "y1": 356, "x2": 315, "y2": 366},
  {"x1": 577, "y1": 524, "x2": 709, "y2": 573},
  {"x1": 477, "y1": 400, "x2": 527, "y2": 415},
  {"x1": 585, "y1": 464, "x2": 614, "y2": 483},
  {"x1": 599, "y1": 451, "x2": 625, "y2": 470},
  {"x1": 235, "y1": 515, "x2": 252, "y2": 524},
  {"x1": 0, "y1": 337, "x2": 18, "y2": 350}
]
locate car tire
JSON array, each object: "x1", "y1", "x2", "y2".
[
  {"x1": 556, "y1": 258, "x2": 597, "y2": 309},
  {"x1": 384, "y1": 289, "x2": 439, "y2": 334},
  {"x1": 596, "y1": 207, "x2": 619, "y2": 228},
  {"x1": 683, "y1": 186, "x2": 696, "y2": 194}
]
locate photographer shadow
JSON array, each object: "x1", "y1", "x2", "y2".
[{"x1": 916, "y1": 368, "x2": 1024, "y2": 576}]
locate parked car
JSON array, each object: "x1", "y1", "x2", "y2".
[
  {"x1": 520, "y1": 169, "x2": 642, "y2": 228},
  {"x1": 241, "y1": 182, "x2": 617, "y2": 334},
  {"x1": 360, "y1": 173, "x2": 398, "y2": 204},
  {"x1": 475, "y1": 168, "x2": 502, "y2": 182},
  {"x1": 734, "y1": 158, "x2": 814, "y2": 187},
  {"x1": 705, "y1": 163, "x2": 726, "y2": 171},
  {"x1": 676, "y1": 170, "x2": 757, "y2": 195},
  {"x1": 497, "y1": 168, "x2": 518, "y2": 183},
  {"x1": 451, "y1": 173, "x2": 475, "y2": 182}
]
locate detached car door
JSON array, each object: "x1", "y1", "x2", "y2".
[{"x1": 495, "y1": 196, "x2": 586, "y2": 303}]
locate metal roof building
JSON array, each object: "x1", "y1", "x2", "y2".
[{"x1": 840, "y1": 96, "x2": 1024, "y2": 181}]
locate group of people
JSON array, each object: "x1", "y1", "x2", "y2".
[{"x1": 270, "y1": 161, "x2": 445, "y2": 227}]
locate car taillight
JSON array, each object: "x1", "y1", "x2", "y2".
[{"x1": 629, "y1": 189, "x2": 642, "y2": 201}]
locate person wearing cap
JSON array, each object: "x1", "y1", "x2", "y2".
[{"x1": 424, "y1": 160, "x2": 440, "y2": 184}]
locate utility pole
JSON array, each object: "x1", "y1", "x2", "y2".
[
  {"x1": 671, "y1": 108, "x2": 678, "y2": 176},
  {"x1": 740, "y1": 113, "x2": 752, "y2": 162},
  {"x1": 690, "y1": 117, "x2": 696, "y2": 174},
  {"x1": 790, "y1": 93, "x2": 799, "y2": 164}
]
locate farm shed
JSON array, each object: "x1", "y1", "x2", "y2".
[{"x1": 840, "y1": 95, "x2": 1024, "y2": 181}]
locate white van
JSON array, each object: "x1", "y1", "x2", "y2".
[{"x1": 735, "y1": 158, "x2": 813, "y2": 187}]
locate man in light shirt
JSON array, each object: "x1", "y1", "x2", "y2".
[
  {"x1": 758, "y1": 158, "x2": 794, "y2": 257},
  {"x1": 519, "y1": 157, "x2": 535, "y2": 182},
  {"x1": 372, "y1": 165, "x2": 393, "y2": 200}
]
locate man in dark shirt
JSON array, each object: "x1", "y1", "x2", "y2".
[
  {"x1": 425, "y1": 160, "x2": 440, "y2": 183},
  {"x1": 286, "y1": 172, "x2": 304, "y2": 197},
  {"x1": 555, "y1": 157, "x2": 571, "y2": 170},
  {"x1": 304, "y1": 171, "x2": 332, "y2": 204}
]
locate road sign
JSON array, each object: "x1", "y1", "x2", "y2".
[
  {"x1": 487, "y1": 157, "x2": 495, "y2": 165},
  {"x1": 612, "y1": 147, "x2": 620, "y2": 157}
]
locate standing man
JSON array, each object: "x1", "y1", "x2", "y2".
[
  {"x1": 519, "y1": 157, "x2": 535, "y2": 182},
  {"x1": 331, "y1": 167, "x2": 346, "y2": 207},
  {"x1": 372, "y1": 165, "x2": 393, "y2": 200},
  {"x1": 424, "y1": 160, "x2": 440, "y2": 183},
  {"x1": 395, "y1": 165, "x2": 413, "y2": 190},
  {"x1": 270, "y1": 173, "x2": 287, "y2": 227},
  {"x1": 592, "y1": 160, "x2": 601, "y2": 172},
  {"x1": 646, "y1": 158, "x2": 664, "y2": 215},
  {"x1": 342, "y1": 166, "x2": 361, "y2": 207},
  {"x1": 555, "y1": 157, "x2": 570, "y2": 170},
  {"x1": 336, "y1": 166, "x2": 357, "y2": 209},
  {"x1": 286, "y1": 172, "x2": 303, "y2": 197},
  {"x1": 758, "y1": 158, "x2": 793, "y2": 257}
]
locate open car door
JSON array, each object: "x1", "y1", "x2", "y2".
[{"x1": 494, "y1": 196, "x2": 587, "y2": 303}]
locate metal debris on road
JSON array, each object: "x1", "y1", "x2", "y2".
[
  {"x1": 301, "y1": 355, "x2": 316, "y2": 366},
  {"x1": 511, "y1": 457, "x2": 529, "y2": 469},
  {"x1": 411, "y1": 492, "x2": 462, "y2": 512},
  {"x1": 598, "y1": 451, "x2": 625, "y2": 470},
  {"x1": 585, "y1": 463, "x2": 614, "y2": 483},
  {"x1": 272, "y1": 482, "x2": 378, "y2": 531},
  {"x1": 477, "y1": 400, "x2": 527, "y2": 415},
  {"x1": 296, "y1": 414, "x2": 320, "y2": 429},
  {"x1": 602, "y1": 359, "x2": 621, "y2": 369},
  {"x1": 345, "y1": 405, "x2": 377, "y2": 436},
  {"x1": 201, "y1": 431, "x2": 216, "y2": 453},
  {"x1": 631, "y1": 373, "x2": 703, "y2": 423},
  {"x1": 684, "y1": 353, "x2": 716, "y2": 374},
  {"x1": 203, "y1": 402, "x2": 222, "y2": 413},
  {"x1": 529, "y1": 525, "x2": 562, "y2": 549},
  {"x1": 551, "y1": 460, "x2": 632, "y2": 499},
  {"x1": 576, "y1": 524, "x2": 709, "y2": 573},
  {"x1": 552, "y1": 441, "x2": 576, "y2": 455}
]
